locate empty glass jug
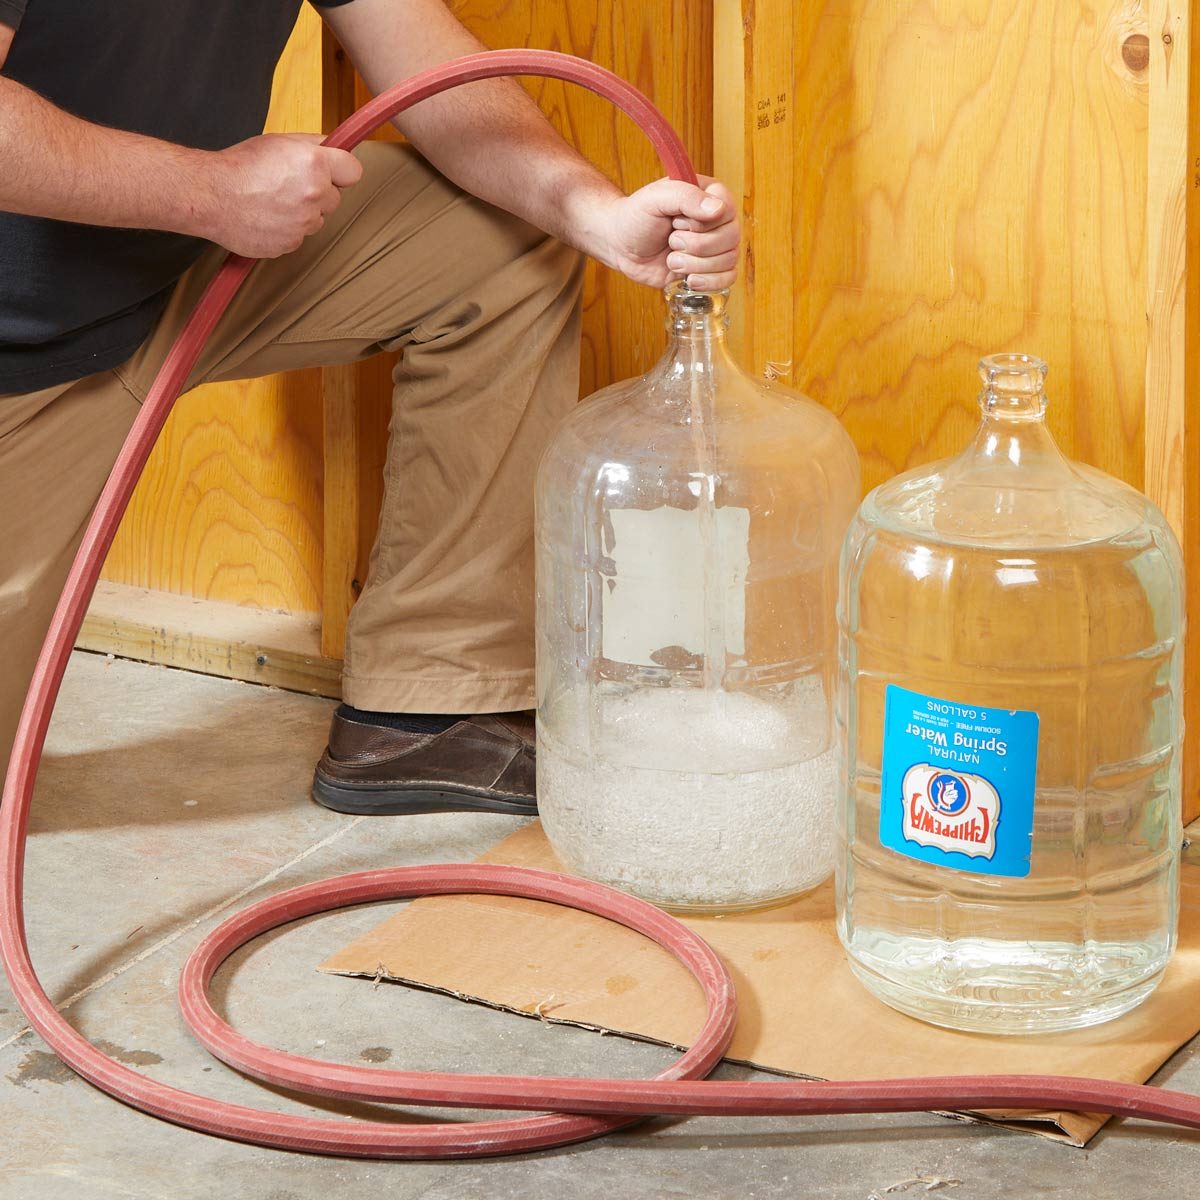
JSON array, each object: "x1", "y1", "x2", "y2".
[
  {"x1": 837, "y1": 354, "x2": 1184, "y2": 1032},
  {"x1": 535, "y1": 283, "x2": 860, "y2": 912}
]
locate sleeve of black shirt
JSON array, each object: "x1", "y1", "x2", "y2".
[{"x1": 0, "y1": 0, "x2": 26, "y2": 34}]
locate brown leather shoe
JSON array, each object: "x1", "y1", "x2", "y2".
[{"x1": 312, "y1": 708, "x2": 537, "y2": 816}]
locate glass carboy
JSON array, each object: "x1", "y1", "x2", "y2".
[
  {"x1": 837, "y1": 354, "x2": 1184, "y2": 1032},
  {"x1": 535, "y1": 283, "x2": 860, "y2": 912}
]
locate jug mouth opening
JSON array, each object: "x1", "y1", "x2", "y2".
[
  {"x1": 979, "y1": 352, "x2": 1048, "y2": 393},
  {"x1": 664, "y1": 282, "x2": 730, "y2": 335},
  {"x1": 665, "y1": 280, "x2": 730, "y2": 315},
  {"x1": 978, "y1": 353, "x2": 1048, "y2": 415}
]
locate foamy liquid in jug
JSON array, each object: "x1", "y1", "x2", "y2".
[{"x1": 540, "y1": 683, "x2": 837, "y2": 912}]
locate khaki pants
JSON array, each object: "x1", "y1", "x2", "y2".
[{"x1": 0, "y1": 143, "x2": 585, "y2": 776}]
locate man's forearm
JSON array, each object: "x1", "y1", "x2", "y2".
[
  {"x1": 322, "y1": 0, "x2": 625, "y2": 266},
  {"x1": 0, "y1": 74, "x2": 219, "y2": 237},
  {"x1": 401, "y1": 79, "x2": 624, "y2": 266}
]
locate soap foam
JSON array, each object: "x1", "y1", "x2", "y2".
[{"x1": 538, "y1": 686, "x2": 836, "y2": 911}]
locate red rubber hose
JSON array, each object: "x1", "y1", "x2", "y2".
[{"x1": 3, "y1": 48, "x2": 1200, "y2": 1160}]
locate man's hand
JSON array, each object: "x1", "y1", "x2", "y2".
[
  {"x1": 594, "y1": 176, "x2": 740, "y2": 292},
  {"x1": 198, "y1": 133, "x2": 364, "y2": 258}
]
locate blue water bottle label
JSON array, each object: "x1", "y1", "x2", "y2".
[{"x1": 879, "y1": 685, "x2": 1039, "y2": 877}]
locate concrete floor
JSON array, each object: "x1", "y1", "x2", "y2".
[{"x1": 2, "y1": 652, "x2": 1198, "y2": 1200}]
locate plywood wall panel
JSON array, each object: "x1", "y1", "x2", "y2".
[{"x1": 722, "y1": 0, "x2": 1150, "y2": 497}]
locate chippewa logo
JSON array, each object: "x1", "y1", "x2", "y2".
[{"x1": 900, "y1": 764, "x2": 1000, "y2": 860}]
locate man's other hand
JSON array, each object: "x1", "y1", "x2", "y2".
[{"x1": 200, "y1": 133, "x2": 364, "y2": 258}]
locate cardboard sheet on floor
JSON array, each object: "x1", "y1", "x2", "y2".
[{"x1": 320, "y1": 822, "x2": 1200, "y2": 1146}]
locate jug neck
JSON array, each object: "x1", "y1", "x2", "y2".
[
  {"x1": 662, "y1": 283, "x2": 731, "y2": 371},
  {"x1": 967, "y1": 353, "x2": 1068, "y2": 469}
]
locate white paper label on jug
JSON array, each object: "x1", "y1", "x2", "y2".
[{"x1": 879, "y1": 685, "x2": 1039, "y2": 877}]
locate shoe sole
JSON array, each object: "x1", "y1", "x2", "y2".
[{"x1": 312, "y1": 773, "x2": 538, "y2": 817}]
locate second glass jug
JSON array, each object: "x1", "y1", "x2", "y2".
[{"x1": 836, "y1": 355, "x2": 1184, "y2": 1032}]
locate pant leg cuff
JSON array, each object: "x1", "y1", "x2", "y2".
[{"x1": 341, "y1": 670, "x2": 535, "y2": 714}]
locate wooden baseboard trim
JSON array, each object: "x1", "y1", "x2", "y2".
[{"x1": 79, "y1": 582, "x2": 343, "y2": 699}]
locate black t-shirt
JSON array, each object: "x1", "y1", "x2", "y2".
[{"x1": 0, "y1": 0, "x2": 353, "y2": 392}]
